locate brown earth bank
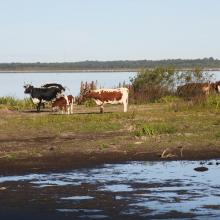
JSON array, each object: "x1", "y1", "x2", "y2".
[
  {"x1": 1, "y1": 103, "x2": 220, "y2": 175},
  {"x1": 1, "y1": 148, "x2": 220, "y2": 176}
]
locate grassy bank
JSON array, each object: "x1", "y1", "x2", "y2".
[{"x1": 0, "y1": 97, "x2": 220, "y2": 173}]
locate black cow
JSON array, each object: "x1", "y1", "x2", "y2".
[
  {"x1": 24, "y1": 84, "x2": 65, "y2": 112},
  {"x1": 41, "y1": 83, "x2": 66, "y2": 92}
]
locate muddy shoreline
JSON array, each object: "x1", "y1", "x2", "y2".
[
  {"x1": 1, "y1": 104, "x2": 220, "y2": 175},
  {"x1": 1, "y1": 149, "x2": 220, "y2": 175}
]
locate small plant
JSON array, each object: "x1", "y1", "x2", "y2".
[
  {"x1": 100, "y1": 143, "x2": 108, "y2": 149},
  {"x1": 7, "y1": 154, "x2": 17, "y2": 160},
  {"x1": 135, "y1": 122, "x2": 176, "y2": 136},
  {"x1": 84, "y1": 99, "x2": 97, "y2": 107}
]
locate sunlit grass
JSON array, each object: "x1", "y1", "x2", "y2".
[{"x1": 0, "y1": 96, "x2": 33, "y2": 110}]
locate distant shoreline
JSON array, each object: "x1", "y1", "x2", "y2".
[
  {"x1": 0, "y1": 68, "x2": 220, "y2": 73},
  {"x1": 0, "y1": 69, "x2": 136, "y2": 73}
]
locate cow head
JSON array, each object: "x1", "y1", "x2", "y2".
[
  {"x1": 24, "y1": 84, "x2": 34, "y2": 94},
  {"x1": 80, "y1": 87, "x2": 92, "y2": 102},
  {"x1": 214, "y1": 81, "x2": 220, "y2": 93}
]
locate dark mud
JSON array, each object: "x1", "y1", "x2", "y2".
[{"x1": 0, "y1": 149, "x2": 220, "y2": 176}]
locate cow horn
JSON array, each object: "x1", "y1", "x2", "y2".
[{"x1": 65, "y1": 86, "x2": 70, "y2": 92}]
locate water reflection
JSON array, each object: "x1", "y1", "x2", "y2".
[{"x1": 0, "y1": 160, "x2": 220, "y2": 219}]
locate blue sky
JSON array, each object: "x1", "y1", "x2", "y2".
[{"x1": 0, "y1": 0, "x2": 220, "y2": 62}]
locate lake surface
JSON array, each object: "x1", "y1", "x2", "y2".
[
  {"x1": 1, "y1": 71, "x2": 220, "y2": 99},
  {"x1": 0, "y1": 160, "x2": 220, "y2": 219},
  {"x1": 0, "y1": 72, "x2": 136, "y2": 99}
]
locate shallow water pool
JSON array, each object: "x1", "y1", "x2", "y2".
[{"x1": 0, "y1": 160, "x2": 220, "y2": 219}]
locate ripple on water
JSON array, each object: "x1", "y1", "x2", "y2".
[
  {"x1": 60, "y1": 196, "x2": 94, "y2": 200},
  {"x1": 0, "y1": 160, "x2": 220, "y2": 219}
]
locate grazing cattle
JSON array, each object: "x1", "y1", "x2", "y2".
[
  {"x1": 177, "y1": 81, "x2": 220, "y2": 99},
  {"x1": 177, "y1": 82, "x2": 216, "y2": 99},
  {"x1": 83, "y1": 88, "x2": 129, "y2": 113},
  {"x1": 214, "y1": 81, "x2": 220, "y2": 93},
  {"x1": 52, "y1": 95, "x2": 74, "y2": 114},
  {"x1": 24, "y1": 84, "x2": 66, "y2": 112}
]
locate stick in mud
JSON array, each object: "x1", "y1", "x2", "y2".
[{"x1": 161, "y1": 146, "x2": 184, "y2": 159}]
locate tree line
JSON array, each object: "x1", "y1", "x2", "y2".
[{"x1": 1, "y1": 57, "x2": 220, "y2": 71}]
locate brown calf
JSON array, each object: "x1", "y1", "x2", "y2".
[{"x1": 52, "y1": 95, "x2": 74, "y2": 114}]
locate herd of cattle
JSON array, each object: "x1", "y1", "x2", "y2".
[
  {"x1": 23, "y1": 80, "x2": 220, "y2": 114},
  {"x1": 177, "y1": 81, "x2": 220, "y2": 98},
  {"x1": 23, "y1": 83, "x2": 129, "y2": 114}
]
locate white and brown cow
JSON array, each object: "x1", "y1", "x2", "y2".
[
  {"x1": 83, "y1": 88, "x2": 129, "y2": 113},
  {"x1": 52, "y1": 95, "x2": 74, "y2": 114}
]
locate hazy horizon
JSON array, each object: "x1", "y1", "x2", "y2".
[{"x1": 0, "y1": 57, "x2": 218, "y2": 64}]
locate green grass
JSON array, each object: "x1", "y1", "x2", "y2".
[
  {"x1": 168, "y1": 95, "x2": 220, "y2": 112},
  {"x1": 134, "y1": 122, "x2": 176, "y2": 136},
  {"x1": 204, "y1": 95, "x2": 220, "y2": 108},
  {"x1": 0, "y1": 96, "x2": 33, "y2": 110},
  {"x1": 0, "y1": 100, "x2": 220, "y2": 162},
  {"x1": 1, "y1": 96, "x2": 220, "y2": 149},
  {"x1": 157, "y1": 95, "x2": 182, "y2": 104},
  {"x1": 2, "y1": 113, "x2": 123, "y2": 134}
]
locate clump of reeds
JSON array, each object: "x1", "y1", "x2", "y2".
[{"x1": 0, "y1": 96, "x2": 33, "y2": 110}]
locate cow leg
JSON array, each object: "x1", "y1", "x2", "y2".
[
  {"x1": 65, "y1": 105, "x2": 70, "y2": 115},
  {"x1": 67, "y1": 105, "x2": 71, "y2": 115},
  {"x1": 100, "y1": 104, "x2": 104, "y2": 113},
  {"x1": 64, "y1": 96, "x2": 69, "y2": 105},
  {"x1": 123, "y1": 98, "x2": 128, "y2": 112},
  {"x1": 37, "y1": 101, "x2": 41, "y2": 112},
  {"x1": 61, "y1": 107, "x2": 64, "y2": 114},
  {"x1": 70, "y1": 103, "x2": 73, "y2": 114}
]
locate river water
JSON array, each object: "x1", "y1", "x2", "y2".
[
  {"x1": 0, "y1": 160, "x2": 220, "y2": 219},
  {"x1": 0, "y1": 72, "x2": 136, "y2": 98},
  {"x1": 1, "y1": 71, "x2": 220, "y2": 99}
]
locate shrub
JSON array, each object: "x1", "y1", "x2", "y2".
[
  {"x1": 130, "y1": 67, "x2": 214, "y2": 104},
  {"x1": 130, "y1": 67, "x2": 175, "y2": 103}
]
